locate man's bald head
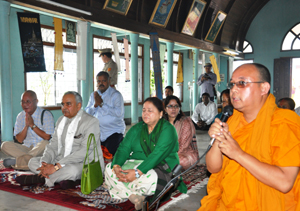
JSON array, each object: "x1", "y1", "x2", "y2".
[{"x1": 22, "y1": 90, "x2": 37, "y2": 100}]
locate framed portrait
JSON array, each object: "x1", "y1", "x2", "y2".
[
  {"x1": 103, "y1": 0, "x2": 133, "y2": 16},
  {"x1": 181, "y1": 0, "x2": 206, "y2": 36},
  {"x1": 66, "y1": 20, "x2": 76, "y2": 43},
  {"x1": 149, "y1": 0, "x2": 178, "y2": 28},
  {"x1": 204, "y1": 11, "x2": 227, "y2": 43}
]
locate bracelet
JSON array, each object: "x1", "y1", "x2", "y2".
[{"x1": 112, "y1": 164, "x2": 120, "y2": 173}]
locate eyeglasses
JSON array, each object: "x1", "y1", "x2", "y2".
[
  {"x1": 227, "y1": 81, "x2": 264, "y2": 89},
  {"x1": 61, "y1": 102, "x2": 72, "y2": 107},
  {"x1": 166, "y1": 105, "x2": 180, "y2": 109},
  {"x1": 20, "y1": 99, "x2": 36, "y2": 105}
]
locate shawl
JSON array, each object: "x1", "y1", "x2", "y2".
[{"x1": 57, "y1": 109, "x2": 83, "y2": 157}]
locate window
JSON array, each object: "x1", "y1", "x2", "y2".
[
  {"x1": 93, "y1": 36, "x2": 143, "y2": 104},
  {"x1": 282, "y1": 23, "x2": 300, "y2": 51},
  {"x1": 243, "y1": 40, "x2": 253, "y2": 53},
  {"x1": 26, "y1": 26, "x2": 78, "y2": 107},
  {"x1": 150, "y1": 51, "x2": 182, "y2": 100}
]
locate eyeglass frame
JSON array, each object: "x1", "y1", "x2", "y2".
[
  {"x1": 20, "y1": 99, "x2": 37, "y2": 105},
  {"x1": 227, "y1": 81, "x2": 265, "y2": 89},
  {"x1": 166, "y1": 105, "x2": 180, "y2": 109}
]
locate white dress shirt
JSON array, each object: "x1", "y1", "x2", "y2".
[{"x1": 191, "y1": 101, "x2": 218, "y2": 125}]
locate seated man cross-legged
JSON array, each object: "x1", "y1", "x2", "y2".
[
  {"x1": 16, "y1": 91, "x2": 104, "y2": 189},
  {"x1": 191, "y1": 93, "x2": 217, "y2": 130},
  {"x1": 85, "y1": 71, "x2": 125, "y2": 159},
  {"x1": 1, "y1": 90, "x2": 54, "y2": 170}
]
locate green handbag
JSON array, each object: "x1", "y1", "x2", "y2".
[{"x1": 81, "y1": 133, "x2": 103, "y2": 194}]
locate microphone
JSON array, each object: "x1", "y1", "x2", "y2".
[{"x1": 209, "y1": 105, "x2": 234, "y2": 146}]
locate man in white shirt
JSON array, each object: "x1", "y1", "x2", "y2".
[{"x1": 191, "y1": 93, "x2": 217, "y2": 130}]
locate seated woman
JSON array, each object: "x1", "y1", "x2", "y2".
[
  {"x1": 164, "y1": 95, "x2": 199, "y2": 170},
  {"x1": 104, "y1": 97, "x2": 187, "y2": 210}
]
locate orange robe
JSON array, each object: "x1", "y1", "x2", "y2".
[{"x1": 199, "y1": 94, "x2": 300, "y2": 211}]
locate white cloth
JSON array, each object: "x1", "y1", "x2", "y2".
[
  {"x1": 191, "y1": 101, "x2": 217, "y2": 125},
  {"x1": 104, "y1": 161, "x2": 158, "y2": 199},
  {"x1": 57, "y1": 110, "x2": 83, "y2": 156}
]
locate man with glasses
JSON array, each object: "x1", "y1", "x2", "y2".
[
  {"x1": 16, "y1": 91, "x2": 104, "y2": 189},
  {"x1": 1, "y1": 90, "x2": 54, "y2": 169},
  {"x1": 85, "y1": 71, "x2": 125, "y2": 158},
  {"x1": 191, "y1": 92, "x2": 217, "y2": 130},
  {"x1": 199, "y1": 63, "x2": 300, "y2": 210}
]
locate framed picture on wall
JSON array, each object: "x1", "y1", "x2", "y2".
[
  {"x1": 181, "y1": 0, "x2": 206, "y2": 36},
  {"x1": 103, "y1": 0, "x2": 133, "y2": 16},
  {"x1": 204, "y1": 11, "x2": 227, "y2": 43},
  {"x1": 149, "y1": 0, "x2": 178, "y2": 28},
  {"x1": 66, "y1": 20, "x2": 76, "y2": 43}
]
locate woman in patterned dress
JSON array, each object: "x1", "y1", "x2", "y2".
[{"x1": 164, "y1": 95, "x2": 199, "y2": 170}]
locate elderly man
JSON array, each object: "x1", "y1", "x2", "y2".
[
  {"x1": 85, "y1": 71, "x2": 125, "y2": 156},
  {"x1": 99, "y1": 48, "x2": 118, "y2": 88},
  {"x1": 197, "y1": 63, "x2": 217, "y2": 102},
  {"x1": 199, "y1": 64, "x2": 300, "y2": 210},
  {"x1": 16, "y1": 91, "x2": 104, "y2": 189},
  {"x1": 1, "y1": 90, "x2": 54, "y2": 169},
  {"x1": 191, "y1": 93, "x2": 217, "y2": 130}
]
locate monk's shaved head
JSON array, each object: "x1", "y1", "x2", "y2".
[{"x1": 252, "y1": 63, "x2": 271, "y2": 85}]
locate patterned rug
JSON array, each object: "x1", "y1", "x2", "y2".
[{"x1": 0, "y1": 164, "x2": 208, "y2": 210}]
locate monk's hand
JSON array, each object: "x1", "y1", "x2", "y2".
[
  {"x1": 122, "y1": 169, "x2": 137, "y2": 183},
  {"x1": 209, "y1": 118, "x2": 229, "y2": 141},
  {"x1": 93, "y1": 91, "x2": 103, "y2": 107},
  {"x1": 218, "y1": 130, "x2": 244, "y2": 161}
]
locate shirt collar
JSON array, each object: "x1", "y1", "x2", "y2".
[{"x1": 97, "y1": 86, "x2": 111, "y2": 96}]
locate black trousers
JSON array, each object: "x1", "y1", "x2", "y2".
[
  {"x1": 101, "y1": 133, "x2": 124, "y2": 155},
  {"x1": 192, "y1": 121, "x2": 211, "y2": 131}
]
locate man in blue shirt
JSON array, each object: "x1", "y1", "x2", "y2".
[
  {"x1": 1, "y1": 90, "x2": 54, "y2": 169},
  {"x1": 85, "y1": 71, "x2": 125, "y2": 156}
]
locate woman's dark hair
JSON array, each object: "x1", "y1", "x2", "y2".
[
  {"x1": 220, "y1": 89, "x2": 230, "y2": 102},
  {"x1": 163, "y1": 95, "x2": 185, "y2": 124},
  {"x1": 144, "y1": 97, "x2": 164, "y2": 112}
]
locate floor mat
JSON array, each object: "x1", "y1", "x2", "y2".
[{"x1": 0, "y1": 164, "x2": 207, "y2": 210}]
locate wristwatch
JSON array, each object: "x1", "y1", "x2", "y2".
[
  {"x1": 54, "y1": 164, "x2": 60, "y2": 171},
  {"x1": 31, "y1": 124, "x2": 37, "y2": 130},
  {"x1": 134, "y1": 169, "x2": 140, "y2": 179},
  {"x1": 100, "y1": 102, "x2": 104, "y2": 107}
]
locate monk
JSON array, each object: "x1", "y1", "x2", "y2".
[{"x1": 199, "y1": 63, "x2": 300, "y2": 211}]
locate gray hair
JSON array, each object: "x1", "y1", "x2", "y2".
[{"x1": 64, "y1": 91, "x2": 82, "y2": 104}]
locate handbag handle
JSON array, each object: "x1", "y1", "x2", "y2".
[{"x1": 83, "y1": 133, "x2": 101, "y2": 166}]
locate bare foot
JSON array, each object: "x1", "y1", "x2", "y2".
[{"x1": 129, "y1": 194, "x2": 146, "y2": 210}]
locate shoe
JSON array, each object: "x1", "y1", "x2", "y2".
[
  {"x1": 15, "y1": 174, "x2": 45, "y2": 186},
  {"x1": 3, "y1": 158, "x2": 16, "y2": 167},
  {"x1": 59, "y1": 180, "x2": 81, "y2": 190}
]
